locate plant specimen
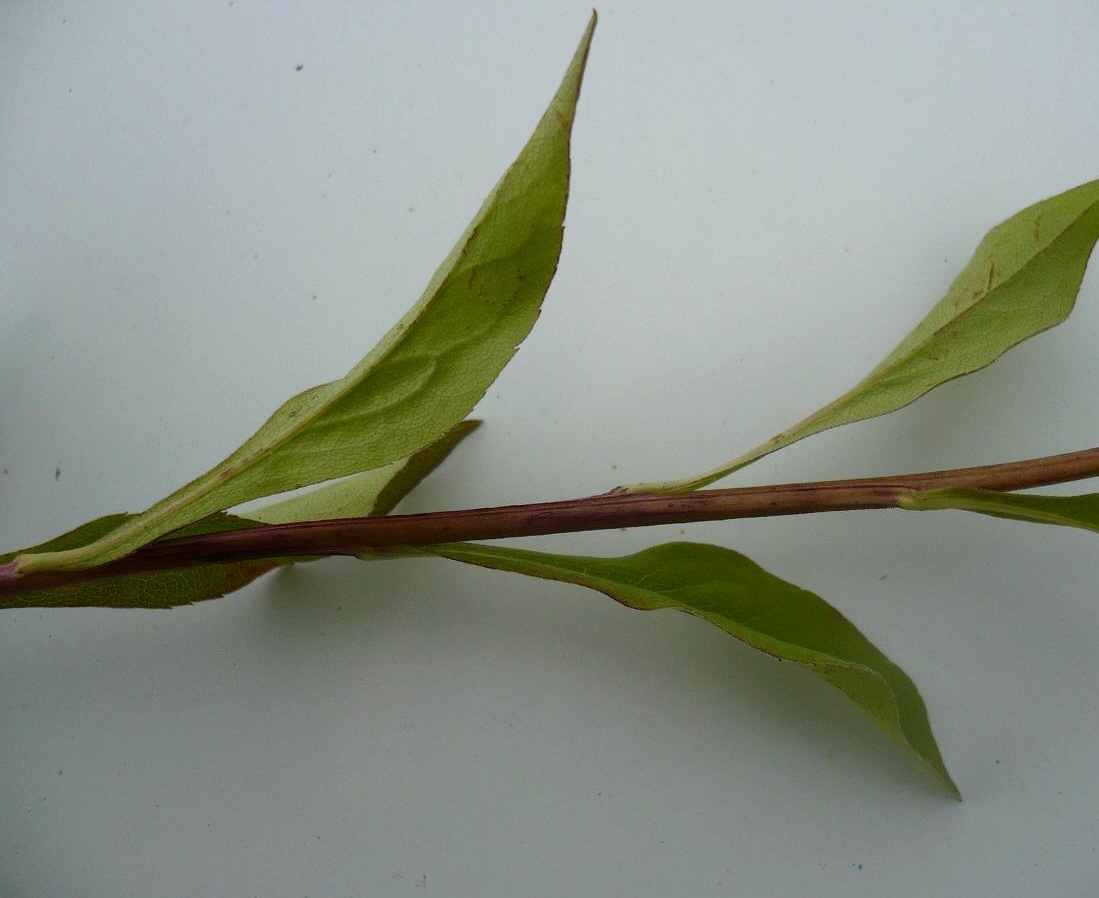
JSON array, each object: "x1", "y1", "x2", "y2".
[{"x1": 5, "y1": 13, "x2": 1099, "y2": 798}]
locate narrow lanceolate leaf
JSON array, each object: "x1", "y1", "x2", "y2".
[
  {"x1": 15, "y1": 15, "x2": 596, "y2": 575},
  {"x1": 901, "y1": 488, "x2": 1099, "y2": 535},
  {"x1": 1, "y1": 420, "x2": 480, "y2": 609},
  {"x1": 626, "y1": 178, "x2": 1099, "y2": 493},
  {"x1": 415, "y1": 540, "x2": 959, "y2": 797}
]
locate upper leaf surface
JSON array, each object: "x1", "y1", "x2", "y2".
[
  {"x1": 17, "y1": 15, "x2": 596, "y2": 574},
  {"x1": 627, "y1": 178, "x2": 1099, "y2": 493},
  {"x1": 419, "y1": 540, "x2": 959, "y2": 797}
]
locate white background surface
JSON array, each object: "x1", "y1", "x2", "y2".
[{"x1": 3, "y1": 2, "x2": 1099, "y2": 895}]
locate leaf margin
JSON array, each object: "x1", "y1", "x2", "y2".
[
  {"x1": 623, "y1": 178, "x2": 1099, "y2": 494},
  {"x1": 407, "y1": 538, "x2": 960, "y2": 798},
  {"x1": 16, "y1": 13, "x2": 597, "y2": 575}
]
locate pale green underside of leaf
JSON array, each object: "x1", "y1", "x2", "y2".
[
  {"x1": 414, "y1": 540, "x2": 959, "y2": 797},
  {"x1": 629, "y1": 178, "x2": 1099, "y2": 493},
  {"x1": 246, "y1": 419, "x2": 480, "y2": 524},
  {"x1": 902, "y1": 488, "x2": 1099, "y2": 535},
  {"x1": 1, "y1": 420, "x2": 480, "y2": 609},
  {"x1": 17, "y1": 15, "x2": 596, "y2": 575}
]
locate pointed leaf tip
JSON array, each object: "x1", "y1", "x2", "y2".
[
  {"x1": 17, "y1": 18, "x2": 597, "y2": 576},
  {"x1": 420, "y1": 539, "x2": 959, "y2": 797}
]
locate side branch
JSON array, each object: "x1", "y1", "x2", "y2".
[{"x1": 3, "y1": 446, "x2": 1098, "y2": 596}]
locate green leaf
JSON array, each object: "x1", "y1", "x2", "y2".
[
  {"x1": 247, "y1": 419, "x2": 481, "y2": 524},
  {"x1": 2, "y1": 420, "x2": 481, "y2": 609},
  {"x1": 901, "y1": 488, "x2": 1099, "y2": 535},
  {"x1": 0, "y1": 513, "x2": 289, "y2": 609},
  {"x1": 16, "y1": 14, "x2": 596, "y2": 575},
  {"x1": 626, "y1": 178, "x2": 1099, "y2": 493},
  {"x1": 414, "y1": 540, "x2": 959, "y2": 797}
]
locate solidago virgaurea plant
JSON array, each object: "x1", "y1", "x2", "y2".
[{"x1": 7, "y1": 13, "x2": 1099, "y2": 799}]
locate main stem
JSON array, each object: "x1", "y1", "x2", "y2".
[{"x1": 3, "y1": 446, "x2": 1098, "y2": 597}]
